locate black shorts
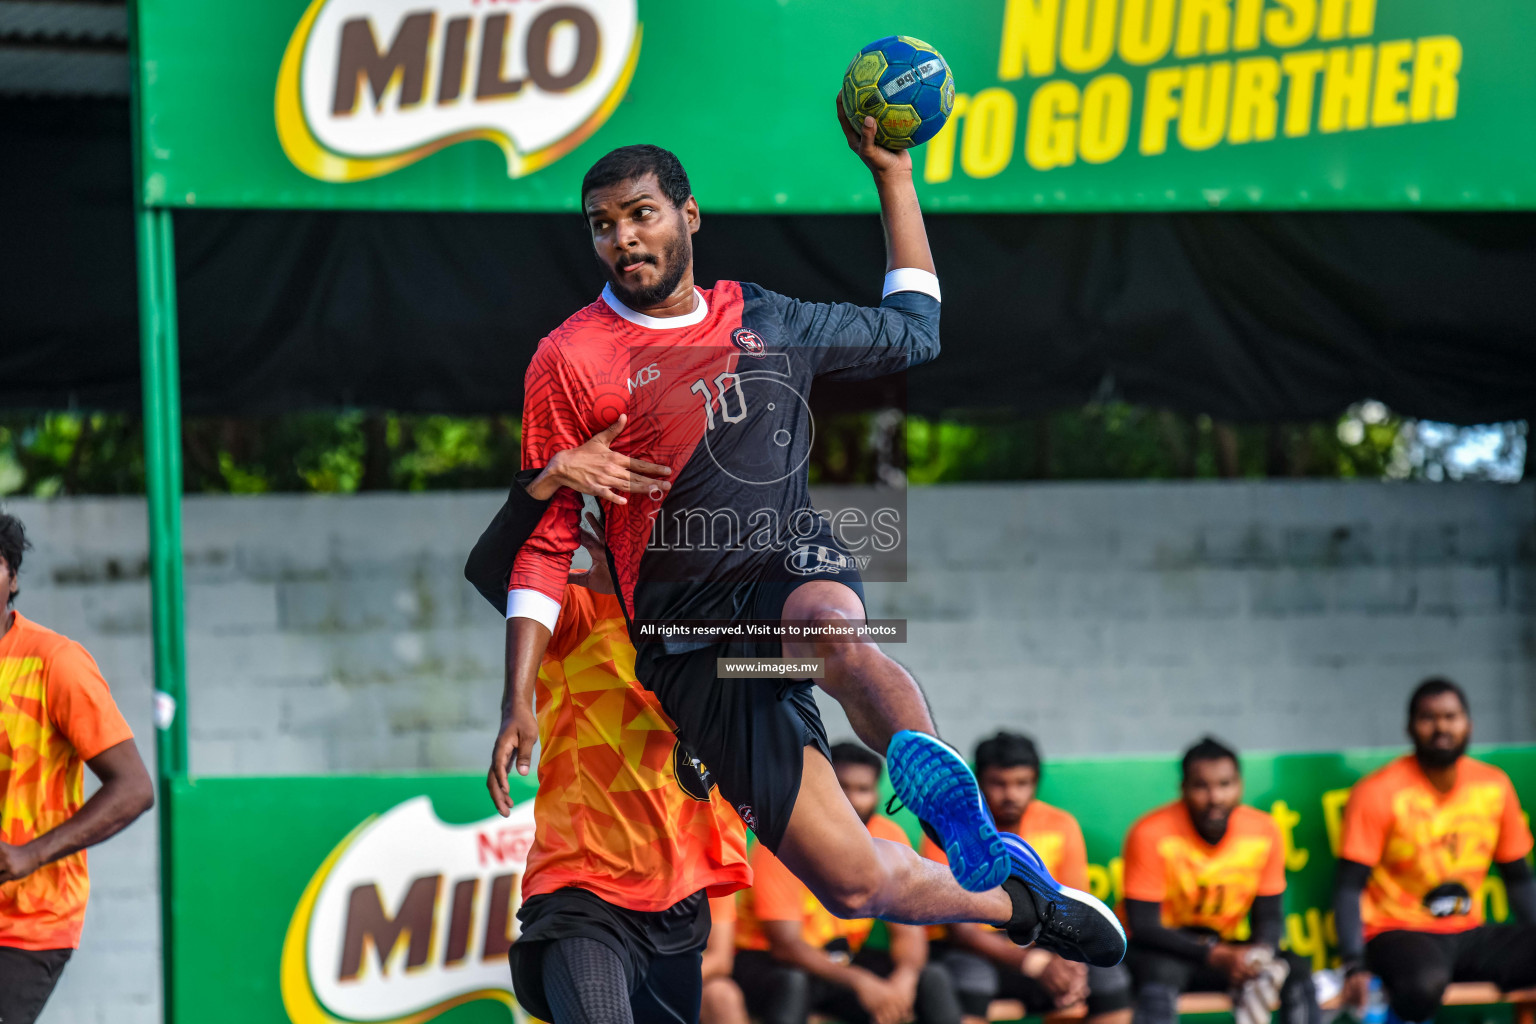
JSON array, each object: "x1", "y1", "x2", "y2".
[
  {"x1": 509, "y1": 887, "x2": 710, "y2": 1022},
  {"x1": 0, "y1": 946, "x2": 72, "y2": 1024},
  {"x1": 644, "y1": 529, "x2": 865, "y2": 852},
  {"x1": 933, "y1": 941, "x2": 1133, "y2": 1019}
]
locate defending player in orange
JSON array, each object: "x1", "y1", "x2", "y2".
[
  {"x1": 0, "y1": 513, "x2": 155, "y2": 1024},
  {"x1": 1334, "y1": 678, "x2": 1536, "y2": 1023},
  {"x1": 465, "y1": 448, "x2": 750, "y2": 1024},
  {"x1": 700, "y1": 896, "x2": 748, "y2": 1024},
  {"x1": 920, "y1": 733, "x2": 1132, "y2": 1024},
  {"x1": 732, "y1": 743, "x2": 963, "y2": 1024},
  {"x1": 1120, "y1": 737, "x2": 1318, "y2": 1024}
]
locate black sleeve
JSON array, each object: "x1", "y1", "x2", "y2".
[
  {"x1": 463, "y1": 468, "x2": 552, "y2": 616},
  {"x1": 1249, "y1": 894, "x2": 1284, "y2": 948},
  {"x1": 767, "y1": 287, "x2": 941, "y2": 382},
  {"x1": 1124, "y1": 898, "x2": 1214, "y2": 963},
  {"x1": 1498, "y1": 857, "x2": 1536, "y2": 925},
  {"x1": 1333, "y1": 858, "x2": 1372, "y2": 972}
]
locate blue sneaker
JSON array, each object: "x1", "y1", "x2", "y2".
[
  {"x1": 885, "y1": 730, "x2": 1009, "y2": 893},
  {"x1": 999, "y1": 832, "x2": 1127, "y2": 967}
]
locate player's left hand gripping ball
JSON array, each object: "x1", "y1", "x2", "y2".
[{"x1": 841, "y1": 36, "x2": 955, "y2": 150}]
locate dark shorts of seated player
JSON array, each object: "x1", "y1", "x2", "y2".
[
  {"x1": 1364, "y1": 925, "x2": 1536, "y2": 1023},
  {"x1": 509, "y1": 887, "x2": 710, "y2": 1024},
  {"x1": 931, "y1": 941, "x2": 1133, "y2": 1019},
  {"x1": 643, "y1": 522, "x2": 864, "y2": 852},
  {"x1": 734, "y1": 945, "x2": 965, "y2": 1024},
  {"x1": 1127, "y1": 937, "x2": 1317, "y2": 1024}
]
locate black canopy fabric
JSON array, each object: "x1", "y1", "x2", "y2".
[{"x1": 4, "y1": 100, "x2": 1535, "y2": 425}]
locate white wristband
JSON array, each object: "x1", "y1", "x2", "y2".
[
  {"x1": 507, "y1": 588, "x2": 562, "y2": 632},
  {"x1": 882, "y1": 268, "x2": 942, "y2": 302}
]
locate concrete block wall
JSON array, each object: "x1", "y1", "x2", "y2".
[
  {"x1": 844, "y1": 482, "x2": 1536, "y2": 759},
  {"x1": 6, "y1": 480, "x2": 1533, "y2": 1021}
]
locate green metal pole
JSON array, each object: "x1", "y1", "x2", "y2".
[
  {"x1": 136, "y1": 209, "x2": 188, "y2": 1024},
  {"x1": 128, "y1": 3, "x2": 189, "y2": 1021}
]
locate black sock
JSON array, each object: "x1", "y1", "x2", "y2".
[{"x1": 1002, "y1": 877, "x2": 1042, "y2": 944}]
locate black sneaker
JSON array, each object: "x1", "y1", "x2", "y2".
[{"x1": 1000, "y1": 832, "x2": 1126, "y2": 967}]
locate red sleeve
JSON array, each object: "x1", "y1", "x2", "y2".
[
  {"x1": 1058, "y1": 815, "x2": 1091, "y2": 893},
  {"x1": 750, "y1": 845, "x2": 809, "y2": 923},
  {"x1": 1339, "y1": 778, "x2": 1392, "y2": 866},
  {"x1": 1494, "y1": 775, "x2": 1535, "y2": 864},
  {"x1": 1122, "y1": 817, "x2": 1168, "y2": 903},
  {"x1": 509, "y1": 342, "x2": 587, "y2": 603},
  {"x1": 46, "y1": 641, "x2": 134, "y2": 761},
  {"x1": 1258, "y1": 814, "x2": 1288, "y2": 897}
]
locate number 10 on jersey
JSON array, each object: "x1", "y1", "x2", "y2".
[{"x1": 691, "y1": 374, "x2": 748, "y2": 430}]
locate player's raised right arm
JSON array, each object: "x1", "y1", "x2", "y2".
[{"x1": 837, "y1": 92, "x2": 936, "y2": 278}]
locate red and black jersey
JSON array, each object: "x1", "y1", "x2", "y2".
[{"x1": 510, "y1": 277, "x2": 940, "y2": 658}]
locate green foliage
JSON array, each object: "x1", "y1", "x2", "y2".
[{"x1": 0, "y1": 405, "x2": 1521, "y2": 498}]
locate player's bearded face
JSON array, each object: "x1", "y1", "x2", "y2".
[
  {"x1": 605, "y1": 211, "x2": 691, "y2": 309},
  {"x1": 1410, "y1": 692, "x2": 1471, "y2": 768},
  {"x1": 1182, "y1": 757, "x2": 1241, "y2": 840}
]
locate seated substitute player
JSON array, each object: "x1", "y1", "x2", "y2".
[
  {"x1": 1121, "y1": 738, "x2": 1318, "y2": 1024},
  {"x1": 467, "y1": 477, "x2": 751, "y2": 1024},
  {"x1": 732, "y1": 742, "x2": 963, "y2": 1024},
  {"x1": 920, "y1": 733, "x2": 1132, "y2": 1024},
  {"x1": 700, "y1": 896, "x2": 749, "y2": 1024},
  {"x1": 1, "y1": 513, "x2": 155, "y2": 1024},
  {"x1": 492, "y1": 95, "x2": 1125, "y2": 969},
  {"x1": 1334, "y1": 678, "x2": 1536, "y2": 1023}
]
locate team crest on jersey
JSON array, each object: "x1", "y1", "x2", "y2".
[
  {"x1": 731, "y1": 328, "x2": 766, "y2": 357},
  {"x1": 673, "y1": 741, "x2": 716, "y2": 802},
  {"x1": 736, "y1": 804, "x2": 759, "y2": 831},
  {"x1": 785, "y1": 544, "x2": 855, "y2": 576}
]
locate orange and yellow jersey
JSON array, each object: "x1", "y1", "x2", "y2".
[
  {"x1": 921, "y1": 799, "x2": 1089, "y2": 940},
  {"x1": 736, "y1": 814, "x2": 910, "y2": 953},
  {"x1": 1341, "y1": 755, "x2": 1533, "y2": 939},
  {"x1": 1, "y1": 612, "x2": 134, "y2": 951},
  {"x1": 1121, "y1": 800, "x2": 1286, "y2": 940},
  {"x1": 521, "y1": 585, "x2": 751, "y2": 912}
]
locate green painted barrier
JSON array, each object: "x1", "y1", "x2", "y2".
[{"x1": 168, "y1": 745, "x2": 1536, "y2": 1023}]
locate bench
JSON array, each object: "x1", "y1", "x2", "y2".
[{"x1": 989, "y1": 985, "x2": 1536, "y2": 1023}]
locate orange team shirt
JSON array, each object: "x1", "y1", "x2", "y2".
[
  {"x1": 521, "y1": 585, "x2": 751, "y2": 912},
  {"x1": 921, "y1": 798, "x2": 1088, "y2": 939},
  {"x1": 1341, "y1": 754, "x2": 1533, "y2": 938},
  {"x1": 1121, "y1": 801, "x2": 1286, "y2": 940},
  {"x1": 1, "y1": 612, "x2": 134, "y2": 950},
  {"x1": 737, "y1": 813, "x2": 911, "y2": 952}
]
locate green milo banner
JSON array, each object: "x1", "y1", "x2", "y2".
[
  {"x1": 168, "y1": 745, "x2": 1536, "y2": 1024},
  {"x1": 134, "y1": 0, "x2": 1536, "y2": 212}
]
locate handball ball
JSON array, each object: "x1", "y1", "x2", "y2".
[{"x1": 841, "y1": 36, "x2": 955, "y2": 149}]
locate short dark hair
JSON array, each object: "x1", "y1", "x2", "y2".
[
  {"x1": 975, "y1": 731, "x2": 1041, "y2": 775},
  {"x1": 1408, "y1": 677, "x2": 1468, "y2": 721},
  {"x1": 581, "y1": 144, "x2": 692, "y2": 210},
  {"x1": 830, "y1": 741, "x2": 884, "y2": 774},
  {"x1": 1181, "y1": 736, "x2": 1239, "y2": 781},
  {"x1": 0, "y1": 511, "x2": 30, "y2": 606}
]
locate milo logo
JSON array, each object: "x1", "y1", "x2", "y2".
[{"x1": 276, "y1": 0, "x2": 641, "y2": 182}]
